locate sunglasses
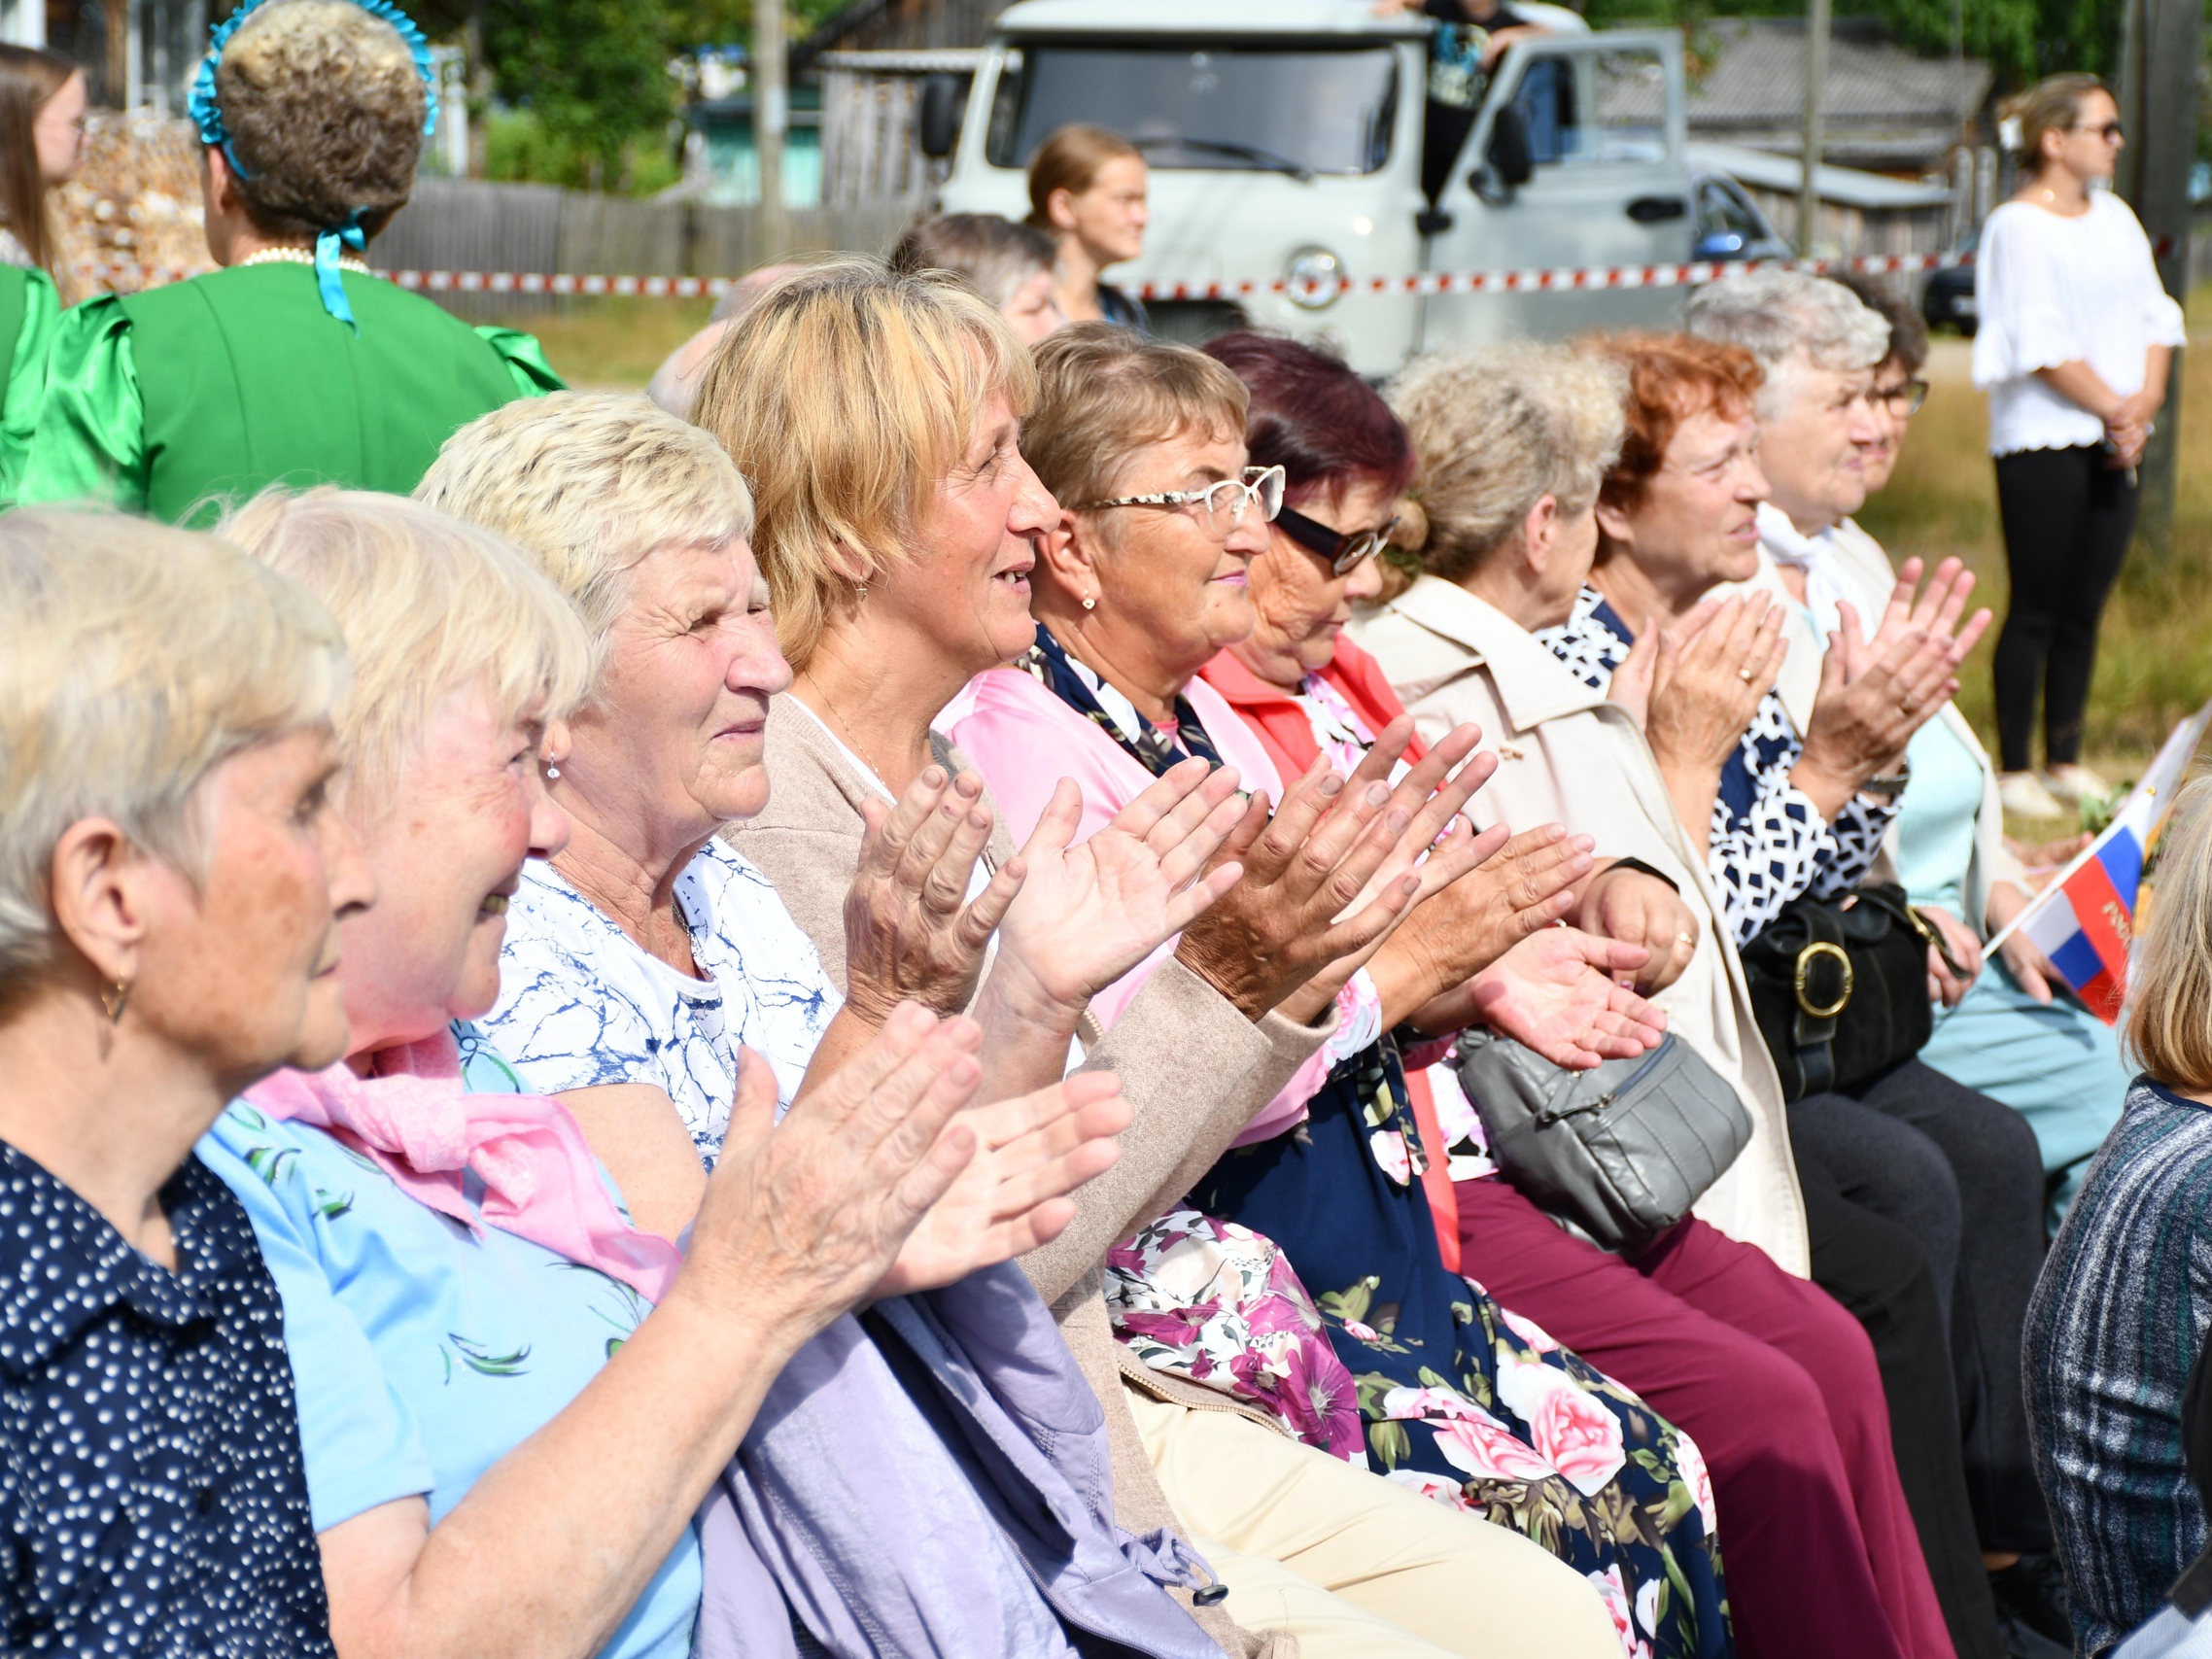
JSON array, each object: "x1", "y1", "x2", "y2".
[
  {"x1": 1274, "y1": 501, "x2": 1402, "y2": 574},
  {"x1": 2082, "y1": 120, "x2": 2125, "y2": 142}
]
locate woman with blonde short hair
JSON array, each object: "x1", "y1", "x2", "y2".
[
  {"x1": 2026, "y1": 774, "x2": 2212, "y2": 1654},
  {"x1": 418, "y1": 392, "x2": 1258, "y2": 1655},
  {"x1": 18, "y1": 0, "x2": 561, "y2": 520},
  {"x1": 0, "y1": 507, "x2": 372, "y2": 1652}
]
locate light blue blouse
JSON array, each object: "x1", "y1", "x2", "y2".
[
  {"x1": 196, "y1": 1025, "x2": 704, "y2": 1659},
  {"x1": 1889, "y1": 716, "x2": 1987, "y2": 921}
]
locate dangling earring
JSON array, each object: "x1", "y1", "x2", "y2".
[
  {"x1": 1082, "y1": 594, "x2": 1097, "y2": 611},
  {"x1": 855, "y1": 581, "x2": 870, "y2": 603},
  {"x1": 100, "y1": 979, "x2": 131, "y2": 1024},
  {"x1": 545, "y1": 764, "x2": 561, "y2": 779}
]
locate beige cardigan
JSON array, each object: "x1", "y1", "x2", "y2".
[
  {"x1": 1347, "y1": 577, "x2": 1812, "y2": 1278},
  {"x1": 728, "y1": 693, "x2": 1332, "y2": 1658}
]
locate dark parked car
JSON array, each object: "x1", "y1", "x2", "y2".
[{"x1": 1921, "y1": 240, "x2": 1977, "y2": 335}]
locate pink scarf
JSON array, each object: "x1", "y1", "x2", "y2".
[{"x1": 244, "y1": 1029, "x2": 681, "y2": 1302}]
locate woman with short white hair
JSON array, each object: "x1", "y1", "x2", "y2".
[{"x1": 0, "y1": 507, "x2": 373, "y2": 1652}]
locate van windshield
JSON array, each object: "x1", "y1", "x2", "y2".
[{"x1": 985, "y1": 44, "x2": 1400, "y2": 176}]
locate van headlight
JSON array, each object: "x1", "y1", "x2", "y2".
[{"x1": 1284, "y1": 247, "x2": 1344, "y2": 311}]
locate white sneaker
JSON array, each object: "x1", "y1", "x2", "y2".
[
  {"x1": 2043, "y1": 764, "x2": 2114, "y2": 805},
  {"x1": 2000, "y1": 771, "x2": 2067, "y2": 818}
]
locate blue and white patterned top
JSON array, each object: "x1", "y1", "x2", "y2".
[
  {"x1": 195, "y1": 1025, "x2": 702, "y2": 1659},
  {"x1": 0, "y1": 1142, "x2": 336, "y2": 1657},
  {"x1": 1538, "y1": 584, "x2": 1895, "y2": 945},
  {"x1": 478, "y1": 841, "x2": 839, "y2": 1164}
]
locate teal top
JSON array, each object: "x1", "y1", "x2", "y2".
[
  {"x1": 17, "y1": 262, "x2": 562, "y2": 522},
  {"x1": 1890, "y1": 715, "x2": 1987, "y2": 923},
  {"x1": 194, "y1": 1024, "x2": 703, "y2": 1659},
  {"x1": 0, "y1": 262, "x2": 59, "y2": 507}
]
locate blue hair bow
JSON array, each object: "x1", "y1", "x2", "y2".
[{"x1": 188, "y1": 0, "x2": 439, "y2": 331}]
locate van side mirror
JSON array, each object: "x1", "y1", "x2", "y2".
[
  {"x1": 1487, "y1": 104, "x2": 1533, "y2": 188},
  {"x1": 918, "y1": 75, "x2": 962, "y2": 160}
]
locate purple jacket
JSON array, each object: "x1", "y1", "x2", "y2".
[{"x1": 692, "y1": 1262, "x2": 1230, "y2": 1658}]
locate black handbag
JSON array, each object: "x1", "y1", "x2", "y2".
[{"x1": 1740, "y1": 883, "x2": 1939, "y2": 1101}]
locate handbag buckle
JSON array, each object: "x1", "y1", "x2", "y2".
[{"x1": 1794, "y1": 940, "x2": 1853, "y2": 1019}]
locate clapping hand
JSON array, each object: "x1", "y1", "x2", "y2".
[
  {"x1": 686, "y1": 1008, "x2": 986, "y2": 1331},
  {"x1": 844, "y1": 767, "x2": 1024, "y2": 1022},
  {"x1": 873, "y1": 1068, "x2": 1133, "y2": 1296},
  {"x1": 985, "y1": 758, "x2": 1250, "y2": 1024},
  {"x1": 1462, "y1": 929, "x2": 1669, "y2": 1070},
  {"x1": 1391, "y1": 825, "x2": 1598, "y2": 1030},
  {"x1": 1643, "y1": 595, "x2": 1787, "y2": 774}
]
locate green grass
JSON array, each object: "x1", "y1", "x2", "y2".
[
  {"x1": 526, "y1": 295, "x2": 717, "y2": 392},
  {"x1": 1855, "y1": 291, "x2": 2212, "y2": 808}
]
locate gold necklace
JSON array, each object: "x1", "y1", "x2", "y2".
[{"x1": 800, "y1": 672, "x2": 905, "y2": 788}]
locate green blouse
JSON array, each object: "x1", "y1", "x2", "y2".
[
  {"x1": 17, "y1": 262, "x2": 563, "y2": 522},
  {"x1": 0, "y1": 262, "x2": 59, "y2": 508}
]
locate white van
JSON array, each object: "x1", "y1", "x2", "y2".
[{"x1": 935, "y1": 0, "x2": 1697, "y2": 374}]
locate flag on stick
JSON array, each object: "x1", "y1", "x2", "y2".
[{"x1": 1986, "y1": 701, "x2": 2212, "y2": 1023}]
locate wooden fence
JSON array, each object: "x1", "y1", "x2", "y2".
[{"x1": 369, "y1": 178, "x2": 916, "y2": 319}]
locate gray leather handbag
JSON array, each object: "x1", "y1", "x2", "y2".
[{"x1": 1453, "y1": 1029, "x2": 1752, "y2": 1257}]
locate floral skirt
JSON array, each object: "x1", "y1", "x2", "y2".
[{"x1": 1167, "y1": 1044, "x2": 1731, "y2": 1659}]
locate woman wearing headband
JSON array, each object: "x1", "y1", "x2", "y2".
[{"x1": 18, "y1": 0, "x2": 561, "y2": 522}]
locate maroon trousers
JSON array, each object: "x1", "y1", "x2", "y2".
[{"x1": 1455, "y1": 1176, "x2": 1953, "y2": 1659}]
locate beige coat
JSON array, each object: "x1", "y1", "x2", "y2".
[
  {"x1": 729, "y1": 693, "x2": 1332, "y2": 1659},
  {"x1": 1347, "y1": 577, "x2": 1811, "y2": 1277}
]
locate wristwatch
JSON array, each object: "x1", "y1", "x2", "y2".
[{"x1": 1858, "y1": 772, "x2": 1911, "y2": 800}]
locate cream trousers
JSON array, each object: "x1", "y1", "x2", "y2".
[{"x1": 1126, "y1": 1390, "x2": 1621, "y2": 1659}]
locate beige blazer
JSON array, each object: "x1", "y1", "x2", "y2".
[
  {"x1": 728, "y1": 694, "x2": 1332, "y2": 1658},
  {"x1": 1347, "y1": 577, "x2": 1811, "y2": 1278}
]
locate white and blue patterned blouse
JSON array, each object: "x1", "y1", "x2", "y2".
[
  {"x1": 1538, "y1": 584, "x2": 1895, "y2": 946},
  {"x1": 477, "y1": 840, "x2": 838, "y2": 1165}
]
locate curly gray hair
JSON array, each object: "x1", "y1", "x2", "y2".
[{"x1": 1683, "y1": 270, "x2": 1889, "y2": 418}]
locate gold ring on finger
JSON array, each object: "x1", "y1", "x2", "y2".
[
  {"x1": 1737, "y1": 668, "x2": 1753, "y2": 682},
  {"x1": 1675, "y1": 931, "x2": 1695, "y2": 947}
]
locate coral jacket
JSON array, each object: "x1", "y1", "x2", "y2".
[{"x1": 1195, "y1": 636, "x2": 1426, "y2": 785}]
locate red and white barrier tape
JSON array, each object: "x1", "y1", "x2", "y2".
[
  {"x1": 81, "y1": 247, "x2": 1990, "y2": 300},
  {"x1": 67, "y1": 240, "x2": 2185, "y2": 299}
]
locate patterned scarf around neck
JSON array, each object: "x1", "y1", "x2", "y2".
[{"x1": 1014, "y1": 623, "x2": 1224, "y2": 779}]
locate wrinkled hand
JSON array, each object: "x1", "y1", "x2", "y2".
[
  {"x1": 1920, "y1": 904, "x2": 1984, "y2": 1009},
  {"x1": 844, "y1": 767, "x2": 1024, "y2": 1022},
  {"x1": 1987, "y1": 880, "x2": 2059, "y2": 1004},
  {"x1": 682, "y1": 1006, "x2": 982, "y2": 1336},
  {"x1": 1463, "y1": 928, "x2": 1669, "y2": 1071},
  {"x1": 1391, "y1": 825, "x2": 1595, "y2": 1030},
  {"x1": 1645, "y1": 595, "x2": 1786, "y2": 775},
  {"x1": 1794, "y1": 605, "x2": 1950, "y2": 803},
  {"x1": 1328, "y1": 719, "x2": 1500, "y2": 914},
  {"x1": 1174, "y1": 722, "x2": 1469, "y2": 1022},
  {"x1": 2004, "y1": 831, "x2": 2093, "y2": 890},
  {"x1": 1575, "y1": 864, "x2": 1701, "y2": 994},
  {"x1": 874, "y1": 1069, "x2": 1132, "y2": 1296},
  {"x1": 1607, "y1": 625, "x2": 1657, "y2": 727},
  {"x1": 986, "y1": 758, "x2": 1249, "y2": 1023}
]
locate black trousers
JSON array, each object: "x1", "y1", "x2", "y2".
[
  {"x1": 1794, "y1": 1151, "x2": 2004, "y2": 1659},
  {"x1": 1789, "y1": 1060, "x2": 2053, "y2": 1556},
  {"x1": 1992, "y1": 444, "x2": 2139, "y2": 773}
]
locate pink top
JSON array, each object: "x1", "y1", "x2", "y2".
[{"x1": 939, "y1": 665, "x2": 1372, "y2": 1143}]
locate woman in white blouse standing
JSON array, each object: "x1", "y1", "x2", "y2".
[{"x1": 1974, "y1": 72, "x2": 2187, "y2": 818}]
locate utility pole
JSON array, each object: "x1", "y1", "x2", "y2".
[
  {"x1": 2118, "y1": 0, "x2": 2199, "y2": 560},
  {"x1": 753, "y1": 0, "x2": 788, "y2": 266},
  {"x1": 1798, "y1": 0, "x2": 1829, "y2": 257}
]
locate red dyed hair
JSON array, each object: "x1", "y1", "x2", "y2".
[
  {"x1": 1597, "y1": 332, "x2": 1764, "y2": 524},
  {"x1": 1203, "y1": 330, "x2": 1417, "y2": 509}
]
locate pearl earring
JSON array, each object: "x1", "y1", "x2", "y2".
[{"x1": 1082, "y1": 594, "x2": 1097, "y2": 611}]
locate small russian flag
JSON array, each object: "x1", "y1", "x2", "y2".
[{"x1": 1994, "y1": 702, "x2": 2212, "y2": 1025}]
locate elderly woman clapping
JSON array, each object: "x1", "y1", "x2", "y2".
[
  {"x1": 203, "y1": 487, "x2": 1186, "y2": 1659},
  {"x1": 0, "y1": 509, "x2": 373, "y2": 1650}
]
